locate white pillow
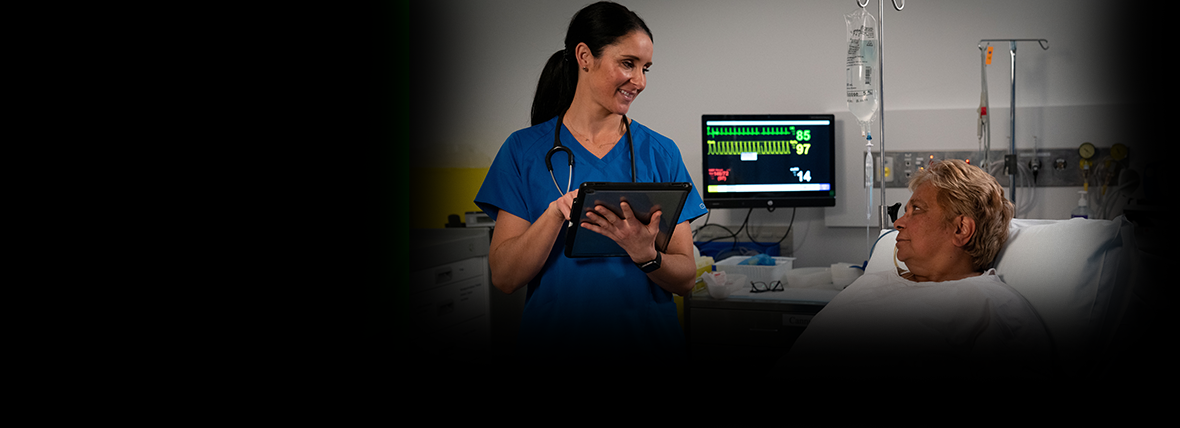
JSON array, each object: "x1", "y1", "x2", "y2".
[
  {"x1": 994, "y1": 217, "x2": 1130, "y2": 375},
  {"x1": 865, "y1": 229, "x2": 905, "y2": 274}
]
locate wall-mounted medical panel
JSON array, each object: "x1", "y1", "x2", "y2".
[{"x1": 874, "y1": 147, "x2": 1125, "y2": 188}]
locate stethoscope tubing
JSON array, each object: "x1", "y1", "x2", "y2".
[{"x1": 546, "y1": 114, "x2": 636, "y2": 198}]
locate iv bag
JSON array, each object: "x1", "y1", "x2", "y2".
[{"x1": 845, "y1": 8, "x2": 878, "y2": 137}]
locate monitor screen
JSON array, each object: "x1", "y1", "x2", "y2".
[{"x1": 701, "y1": 114, "x2": 836, "y2": 209}]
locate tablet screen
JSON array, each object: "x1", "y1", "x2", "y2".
[{"x1": 565, "y1": 182, "x2": 691, "y2": 258}]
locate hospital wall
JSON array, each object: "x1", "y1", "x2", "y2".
[{"x1": 410, "y1": 0, "x2": 1149, "y2": 268}]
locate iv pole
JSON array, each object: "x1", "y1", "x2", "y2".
[
  {"x1": 978, "y1": 38, "x2": 1049, "y2": 203},
  {"x1": 858, "y1": 0, "x2": 904, "y2": 229}
]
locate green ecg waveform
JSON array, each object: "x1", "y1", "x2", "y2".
[
  {"x1": 707, "y1": 126, "x2": 811, "y2": 141},
  {"x1": 707, "y1": 140, "x2": 809, "y2": 156},
  {"x1": 706, "y1": 126, "x2": 796, "y2": 137}
]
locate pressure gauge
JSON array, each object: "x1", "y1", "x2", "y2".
[
  {"x1": 1110, "y1": 143, "x2": 1128, "y2": 161},
  {"x1": 1078, "y1": 142, "x2": 1096, "y2": 160}
]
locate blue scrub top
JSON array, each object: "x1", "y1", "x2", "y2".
[{"x1": 475, "y1": 116, "x2": 707, "y2": 361}]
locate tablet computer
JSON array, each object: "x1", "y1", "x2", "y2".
[{"x1": 565, "y1": 182, "x2": 692, "y2": 258}]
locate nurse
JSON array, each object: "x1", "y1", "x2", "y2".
[{"x1": 474, "y1": 1, "x2": 706, "y2": 367}]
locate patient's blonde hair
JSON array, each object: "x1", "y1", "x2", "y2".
[{"x1": 908, "y1": 159, "x2": 1014, "y2": 271}]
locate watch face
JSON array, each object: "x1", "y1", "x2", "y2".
[
  {"x1": 636, "y1": 252, "x2": 661, "y2": 272},
  {"x1": 1078, "y1": 142, "x2": 1096, "y2": 159}
]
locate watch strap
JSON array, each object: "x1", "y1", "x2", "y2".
[{"x1": 635, "y1": 251, "x2": 662, "y2": 273}]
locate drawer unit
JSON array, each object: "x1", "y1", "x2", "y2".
[
  {"x1": 410, "y1": 256, "x2": 487, "y2": 294},
  {"x1": 409, "y1": 271, "x2": 490, "y2": 333},
  {"x1": 409, "y1": 228, "x2": 492, "y2": 358}
]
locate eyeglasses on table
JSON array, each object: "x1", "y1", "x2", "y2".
[{"x1": 750, "y1": 280, "x2": 783, "y2": 293}]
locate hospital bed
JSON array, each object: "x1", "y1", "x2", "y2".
[{"x1": 862, "y1": 215, "x2": 1160, "y2": 379}]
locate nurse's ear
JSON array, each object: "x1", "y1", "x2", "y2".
[
  {"x1": 575, "y1": 42, "x2": 593, "y2": 72},
  {"x1": 951, "y1": 214, "x2": 976, "y2": 248}
]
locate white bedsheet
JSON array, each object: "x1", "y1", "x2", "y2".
[{"x1": 780, "y1": 268, "x2": 1053, "y2": 378}]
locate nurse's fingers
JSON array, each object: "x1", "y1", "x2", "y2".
[
  {"x1": 646, "y1": 209, "x2": 662, "y2": 235},
  {"x1": 579, "y1": 213, "x2": 618, "y2": 241},
  {"x1": 619, "y1": 201, "x2": 636, "y2": 223},
  {"x1": 618, "y1": 202, "x2": 646, "y2": 231},
  {"x1": 621, "y1": 201, "x2": 662, "y2": 237},
  {"x1": 618, "y1": 202, "x2": 655, "y2": 240},
  {"x1": 554, "y1": 190, "x2": 578, "y2": 220},
  {"x1": 580, "y1": 219, "x2": 605, "y2": 236},
  {"x1": 592, "y1": 204, "x2": 623, "y2": 224},
  {"x1": 582, "y1": 210, "x2": 615, "y2": 235}
]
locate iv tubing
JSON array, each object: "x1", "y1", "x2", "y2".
[{"x1": 865, "y1": 133, "x2": 873, "y2": 261}]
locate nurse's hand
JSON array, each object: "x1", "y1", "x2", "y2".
[
  {"x1": 581, "y1": 201, "x2": 661, "y2": 263},
  {"x1": 547, "y1": 190, "x2": 579, "y2": 222}
]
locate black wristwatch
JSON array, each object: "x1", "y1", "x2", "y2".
[{"x1": 634, "y1": 251, "x2": 662, "y2": 273}]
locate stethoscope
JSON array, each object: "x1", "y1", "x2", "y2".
[{"x1": 545, "y1": 114, "x2": 637, "y2": 197}]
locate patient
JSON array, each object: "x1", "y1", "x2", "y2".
[{"x1": 780, "y1": 159, "x2": 1052, "y2": 379}]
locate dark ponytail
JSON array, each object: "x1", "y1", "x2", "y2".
[
  {"x1": 530, "y1": 1, "x2": 653, "y2": 126},
  {"x1": 531, "y1": 49, "x2": 576, "y2": 127}
]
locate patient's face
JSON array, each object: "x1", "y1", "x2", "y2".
[{"x1": 894, "y1": 183, "x2": 957, "y2": 265}]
